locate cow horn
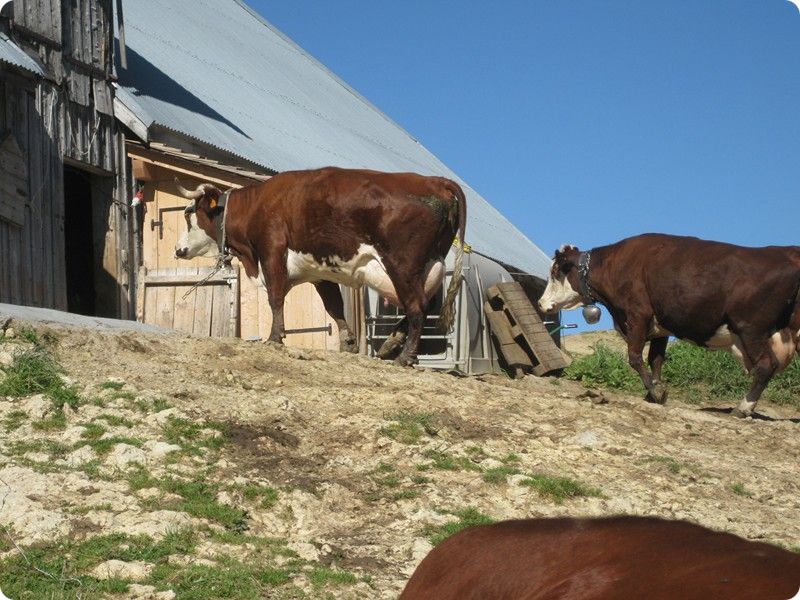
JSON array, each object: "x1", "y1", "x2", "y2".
[{"x1": 174, "y1": 178, "x2": 204, "y2": 199}]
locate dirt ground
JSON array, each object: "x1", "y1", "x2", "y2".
[{"x1": 0, "y1": 320, "x2": 799, "y2": 598}]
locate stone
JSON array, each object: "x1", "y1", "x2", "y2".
[
  {"x1": 91, "y1": 559, "x2": 153, "y2": 581},
  {"x1": 104, "y1": 444, "x2": 148, "y2": 470}
]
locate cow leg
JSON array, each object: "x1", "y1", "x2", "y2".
[
  {"x1": 377, "y1": 317, "x2": 407, "y2": 360},
  {"x1": 314, "y1": 281, "x2": 358, "y2": 353},
  {"x1": 263, "y1": 258, "x2": 288, "y2": 344},
  {"x1": 733, "y1": 336, "x2": 778, "y2": 418},
  {"x1": 392, "y1": 279, "x2": 428, "y2": 367},
  {"x1": 626, "y1": 322, "x2": 666, "y2": 404},
  {"x1": 647, "y1": 337, "x2": 669, "y2": 403}
]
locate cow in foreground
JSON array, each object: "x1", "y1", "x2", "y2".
[
  {"x1": 538, "y1": 234, "x2": 800, "y2": 417},
  {"x1": 400, "y1": 516, "x2": 800, "y2": 600},
  {"x1": 174, "y1": 167, "x2": 466, "y2": 366}
]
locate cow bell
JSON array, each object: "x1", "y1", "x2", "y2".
[{"x1": 582, "y1": 304, "x2": 601, "y2": 324}]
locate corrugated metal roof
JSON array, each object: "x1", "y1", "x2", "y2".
[
  {"x1": 0, "y1": 32, "x2": 43, "y2": 76},
  {"x1": 116, "y1": 0, "x2": 551, "y2": 277}
]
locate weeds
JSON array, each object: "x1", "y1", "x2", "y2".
[
  {"x1": 565, "y1": 342, "x2": 800, "y2": 410},
  {"x1": 519, "y1": 473, "x2": 603, "y2": 504},
  {"x1": 379, "y1": 411, "x2": 437, "y2": 444},
  {"x1": 423, "y1": 507, "x2": 495, "y2": 545}
]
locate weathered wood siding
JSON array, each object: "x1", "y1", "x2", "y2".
[{"x1": 0, "y1": 0, "x2": 133, "y2": 314}]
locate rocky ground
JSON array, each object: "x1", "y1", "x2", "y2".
[{"x1": 0, "y1": 318, "x2": 798, "y2": 599}]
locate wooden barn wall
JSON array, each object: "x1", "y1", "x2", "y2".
[{"x1": 0, "y1": 1, "x2": 133, "y2": 315}]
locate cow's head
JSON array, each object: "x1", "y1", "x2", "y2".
[
  {"x1": 537, "y1": 244, "x2": 585, "y2": 312},
  {"x1": 174, "y1": 180, "x2": 223, "y2": 259}
]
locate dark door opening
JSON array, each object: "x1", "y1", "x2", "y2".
[{"x1": 64, "y1": 166, "x2": 96, "y2": 315}]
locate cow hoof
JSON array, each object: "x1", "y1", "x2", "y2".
[
  {"x1": 645, "y1": 384, "x2": 667, "y2": 405},
  {"x1": 394, "y1": 353, "x2": 417, "y2": 367},
  {"x1": 377, "y1": 331, "x2": 406, "y2": 360},
  {"x1": 339, "y1": 334, "x2": 359, "y2": 354},
  {"x1": 731, "y1": 407, "x2": 752, "y2": 419}
]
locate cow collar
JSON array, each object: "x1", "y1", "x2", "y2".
[
  {"x1": 215, "y1": 189, "x2": 232, "y2": 257},
  {"x1": 576, "y1": 251, "x2": 595, "y2": 303}
]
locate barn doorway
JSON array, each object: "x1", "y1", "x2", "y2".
[{"x1": 64, "y1": 165, "x2": 96, "y2": 315}]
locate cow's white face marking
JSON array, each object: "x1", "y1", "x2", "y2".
[
  {"x1": 538, "y1": 260, "x2": 583, "y2": 312},
  {"x1": 175, "y1": 212, "x2": 217, "y2": 259}
]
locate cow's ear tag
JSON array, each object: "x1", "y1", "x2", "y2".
[{"x1": 209, "y1": 198, "x2": 218, "y2": 209}]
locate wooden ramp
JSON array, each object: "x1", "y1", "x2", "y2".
[{"x1": 484, "y1": 282, "x2": 571, "y2": 377}]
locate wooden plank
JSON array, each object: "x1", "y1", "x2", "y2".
[
  {"x1": 135, "y1": 265, "x2": 146, "y2": 322},
  {"x1": 488, "y1": 283, "x2": 571, "y2": 374},
  {"x1": 153, "y1": 267, "x2": 176, "y2": 330},
  {"x1": 172, "y1": 267, "x2": 198, "y2": 335},
  {"x1": 239, "y1": 267, "x2": 260, "y2": 339},
  {"x1": 210, "y1": 280, "x2": 231, "y2": 337},
  {"x1": 192, "y1": 283, "x2": 213, "y2": 337}
]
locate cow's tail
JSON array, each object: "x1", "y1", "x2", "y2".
[{"x1": 437, "y1": 181, "x2": 467, "y2": 333}]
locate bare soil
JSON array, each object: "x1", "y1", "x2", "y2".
[{"x1": 0, "y1": 322, "x2": 799, "y2": 598}]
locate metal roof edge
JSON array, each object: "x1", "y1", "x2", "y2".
[{"x1": 0, "y1": 31, "x2": 43, "y2": 76}]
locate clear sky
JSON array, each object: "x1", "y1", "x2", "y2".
[{"x1": 247, "y1": 1, "x2": 800, "y2": 331}]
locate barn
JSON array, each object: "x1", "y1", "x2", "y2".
[
  {"x1": 0, "y1": 0, "x2": 134, "y2": 319},
  {"x1": 2, "y1": 0, "x2": 561, "y2": 374}
]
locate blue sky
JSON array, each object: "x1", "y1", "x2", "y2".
[{"x1": 248, "y1": 1, "x2": 800, "y2": 330}]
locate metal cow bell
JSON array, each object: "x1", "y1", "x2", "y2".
[{"x1": 582, "y1": 304, "x2": 601, "y2": 324}]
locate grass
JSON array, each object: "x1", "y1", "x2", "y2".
[
  {"x1": 76, "y1": 435, "x2": 144, "y2": 456},
  {"x1": 308, "y1": 567, "x2": 359, "y2": 588},
  {"x1": 0, "y1": 529, "x2": 196, "y2": 599},
  {"x1": 642, "y1": 455, "x2": 704, "y2": 477},
  {"x1": 421, "y1": 449, "x2": 480, "y2": 472},
  {"x1": 519, "y1": 473, "x2": 603, "y2": 504},
  {"x1": 731, "y1": 482, "x2": 753, "y2": 497},
  {"x1": 162, "y1": 416, "x2": 228, "y2": 455},
  {"x1": 424, "y1": 508, "x2": 495, "y2": 546},
  {"x1": 379, "y1": 411, "x2": 437, "y2": 444},
  {"x1": 3, "y1": 409, "x2": 28, "y2": 432},
  {"x1": 482, "y1": 465, "x2": 521, "y2": 484},
  {"x1": 127, "y1": 468, "x2": 249, "y2": 531},
  {"x1": 564, "y1": 341, "x2": 800, "y2": 409},
  {"x1": 235, "y1": 482, "x2": 280, "y2": 509},
  {"x1": 0, "y1": 346, "x2": 81, "y2": 410}
]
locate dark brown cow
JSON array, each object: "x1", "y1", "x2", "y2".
[
  {"x1": 400, "y1": 516, "x2": 800, "y2": 600},
  {"x1": 538, "y1": 234, "x2": 800, "y2": 417},
  {"x1": 174, "y1": 167, "x2": 466, "y2": 366}
]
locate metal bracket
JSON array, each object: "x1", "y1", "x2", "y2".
[
  {"x1": 284, "y1": 324, "x2": 332, "y2": 336},
  {"x1": 151, "y1": 205, "x2": 187, "y2": 239}
]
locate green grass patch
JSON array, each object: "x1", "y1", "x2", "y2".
[
  {"x1": 96, "y1": 413, "x2": 135, "y2": 428},
  {"x1": 421, "y1": 449, "x2": 480, "y2": 472},
  {"x1": 731, "y1": 482, "x2": 753, "y2": 497},
  {"x1": 379, "y1": 411, "x2": 437, "y2": 444},
  {"x1": 236, "y1": 483, "x2": 279, "y2": 509},
  {"x1": 98, "y1": 380, "x2": 124, "y2": 391},
  {"x1": 8, "y1": 439, "x2": 70, "y2": 459},
  {"x1": 308, "y1": 566, "x2": 359, "y2": 588},
  {"x1": 0, "y1": 347, "x2": 80, "y2": 408},
  {"x1": 75, "y1": 435, "x2": 143, "y2": 456},
  {"x1": 424, "y1": 507, "x2": 495, "y2": 546},
  {"x1": 482, "y1": 465, "x2": 521, "y2": 484},
  {"x1": 519, "y1": 473, "x2": 603, "y2": 504},
  {"x1": 565, "y1": 341, "x2": 800, "y2": 409},
  {"x1": 127, "y1": 469, "x2": 248, "y2": 531},
  {"x1": 148, "y1": 558, "x2": 301, "y2": 599},
  {"x1": 80, "y1": 422, "x2": 107, "y2": 440},
  {"x1": 3, "y1": 409, "x2": 28, "y2": 432},
  {"x1": 642, "y1": 455, "x2": 703, "y2": 476},
  {"x1": 0, "y1": 529, "x2": 196, "y2": 599},
  {"x1": 162, "y1": 416, "x2": 227, "y2": 455}
]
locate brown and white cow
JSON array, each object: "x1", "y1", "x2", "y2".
[
  {"x1": 400, "y1": 516, "x2": 800, "y2": 600},
  {"x1": 538, "y1": 233, "x2": 800, "y2": 416},
  {"x1": 174, "y1": 167, "x2": 466, "y2": 366}
]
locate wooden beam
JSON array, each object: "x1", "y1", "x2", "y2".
[{"x1": 127, "y1": 144, "x2": 263, "y2": 188}]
